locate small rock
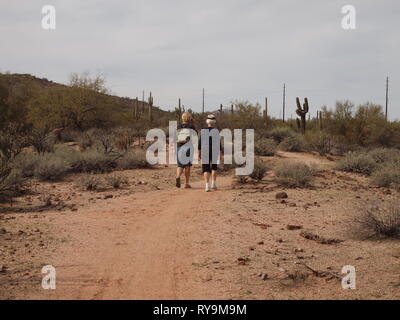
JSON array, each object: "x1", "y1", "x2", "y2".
[
  {"x1": 276, "y1": 192, "x2": 288, "y2": 199},
  {"x1": 0, "y1": 228, "x2": 7, "y2": 234},
  {"x1": 286, "y1": 225, "x2": 303, "y2": 231},
  {"x1": 0, "y1": 265, "x2": 7, "y2": 273},
  {"x1": 103, "y1": 195, "x2": 113, "y2": 199},
  {"x1": 259, "y1": 273, "x2": 269, "y2": 281},
  {"x1": 257, "y1": 241, "x2": 264, "y2": 245}
]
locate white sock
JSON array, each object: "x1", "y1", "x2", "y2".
[
  {"x1": 211, "y1": 181, "x2": 216, "y2": 188},
  {"x1": 205, "y1": 183, "x2": 210, "y2": 191}
]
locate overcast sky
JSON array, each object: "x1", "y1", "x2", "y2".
[{"x1": 1, "y1": 0, "x2": 399, "y2": 120}]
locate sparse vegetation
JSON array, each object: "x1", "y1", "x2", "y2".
[
  {"x1": 77, "y1": 174, "x2": 101, "y2": 191},
  {"x1": 0, "y1": 159, "x2": 26, "y2": 201},
  {"x1": 336, "y1": 151, "x2": 378, "y2": 175},
  {"x1": 337, "y1": 148, "x2": 400, "y2": 187},
  {"x1": 33, "y1": 154, "x2": 70, "y2": 181},
  {"x1": 307, "y1": 132, "x2": 333, "y2": 156},
  {"x1": 275, "y1": 162, "x2": 315, "y2": 187},
  {"x1": 279, "y1": 134, "x2": 307, "y2": 152},
  {"x1": 105, "y1": 173, "x2": 128, "y2": 189},
  {"x1": 355, "y1": 201, "x2": 400, "y2": 239},
  {"x1": 255, "y1": 138, "x2": 277, "y2": 156},
  {"x1": 117, "y1": 150, "x2": 150, "y2": 170},
  {"x1": 249, "y1": 158, "x2": 268, "y2": 181}
]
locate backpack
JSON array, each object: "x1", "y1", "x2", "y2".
[{"x1": 177, "y1": 128, "x2": 192, "y2": 144}]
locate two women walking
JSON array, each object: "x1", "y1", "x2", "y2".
[{"x1": 176, "y1": 113, "x2": 223, "y2": 192}]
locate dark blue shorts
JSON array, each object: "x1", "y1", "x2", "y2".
[{"x1": 177, "y1": 144, "x2": 193, "y2": 168}]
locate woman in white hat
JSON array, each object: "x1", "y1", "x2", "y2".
[{"x1": 198, "y1": 115, "x2": 223, "y2": 192}]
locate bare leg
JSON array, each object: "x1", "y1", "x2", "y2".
[
  {"x1": 177, "y1": 167, "x2": 183, "y2": 178},
  {"x1": 211, "y1": 170, "x2": 217, "y2": 183},
  {"x1": 184, "y1": 167, "x2": 191, "y2": 185},
  {"x1": 204, "y1": 172, "x2": 210, "y2": 184},
  {"x1": 211, "y1": 170, "x2": 218, "y2": 189},
  {"x1": 176, "y1": 167, "x2": 183, "y2": 188}
]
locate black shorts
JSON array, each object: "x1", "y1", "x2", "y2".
[{"x1": 202, "y1": 163, "x2": 218, "y2": 173}]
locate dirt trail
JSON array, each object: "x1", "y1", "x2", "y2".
[
  {"x1": 4, "y1": 151, "x2": 399, "y2": 300},
  {"x1": 34, "y1": 176, "x2": 233, "y2": 300}
]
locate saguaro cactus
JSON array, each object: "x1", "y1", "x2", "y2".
[
  {"x1": 296, "y1": 97, "x2": 309, "y2": 134},
  {"x1": 148, "y1": 92, "x2": 153, "y2": 122}
]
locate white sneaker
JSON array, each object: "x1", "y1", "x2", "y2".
[
  {"x1": 205, "y1": 183, "x2": 211, "y2": 192},
  {"x1": 211, "y1": 182, "x2": 217, "y2": 190}
]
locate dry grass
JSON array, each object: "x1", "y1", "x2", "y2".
[
  {"x1": 354, "y1": 200, "x2": 400, "y2": 239},
  {"x1": 275, "y1": 161, "x2": 315, "y2": 188}
]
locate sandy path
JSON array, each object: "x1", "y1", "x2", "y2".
[{"x1": 35, "y1": 176, "x2": 232, "y2": 300}]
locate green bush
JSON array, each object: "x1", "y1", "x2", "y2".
[
  {"x1": 255, "y1": 138, "x2": 277, "y2": 156},
  {"x1": 249, "y1": 158, "x2": 269, "y2": 181},
  {"x1": 33, "y1": 154, "x2": 71, "y2": 181},
  {"x1": 279, "y1": 134, "x2": 307, "y2": 152},
  {"x1": 275, "y1": 161, "x2": 315, "y2": 187}
]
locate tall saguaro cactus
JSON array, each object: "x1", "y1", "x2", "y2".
[
  {"x1": 148, "y1": 92, "x2": 154, "y2": 122},
  {"x1": 296, "y1": 97, "x2": 309, "y2": 134}
]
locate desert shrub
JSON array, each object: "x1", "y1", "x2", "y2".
[
  {"x1": 117, "y1": 150, "x2": 151, "y2": 170},
  {"x1": 27, "y1": 128, "x2": 55, "y2": 154},
  {"x1": 269, "y1": 127, "x2": 295, "y2": 143},
  {"x1": 255, "y1": 138, "x2": 277, "y2": 156},
  {"x1": 355, "y1": 201, "x2": 400, "y2": 239},
  {"x1": 76, "y1": 174, "x2": 101, "y2": 191},
  {"x1": 279, "y1": 134, "x2": 307, "y2": 152},
  {"x1": 337, "y1": 148, "x2": 400, "y2": 176},
  {"x1": 59, "y1": 128, "x2": 79, "y2": 143},
  {"x1": 33, "y1": 154, "x2": 71, "y2": 181},
  {"x1": 249, "y1": 158, "x2": 269, "y2": 181},
  {"x1": 114, "y1": 128, "x2": 135, "y2": 152},
  {"x1": 275, "y1": 161, "x2": 315, "y2": 187},
  {"x1": 72, "y1": 149, "x2": 117, "y2": 173},
  {"x1": 0, "y1": 124, "x2": 28, "y2": 160},
  {"x1": 105, "y1": 173, "x2": 128, "y2": 189},
  {"x1": 12, "y1": 152, "x2": 41, "y2": 177},
  {"x1": 92, "y1": 129, "x2": 116, "y2": 154},
  {"x1": 307, "y1": 132, "x2": 333, "y2": 156},
  {"x1": 0, "y1": 160, "x2": 26, "y2": 200},
  {"x1": 368, "y1": 148, "x2": 400, "y2": 165},
  {"x1": 371, "y1": 166, "x2": 400, "y2": 190},
  {"x1": 336, "y1": 151, "x2": 377, "y2": 175},
  {"x1": 76, "y1": 132, "x2": 94, "y2": 151},
  {"x1": 233, "y1": 175, "x2": 249, "y2": 184}
]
